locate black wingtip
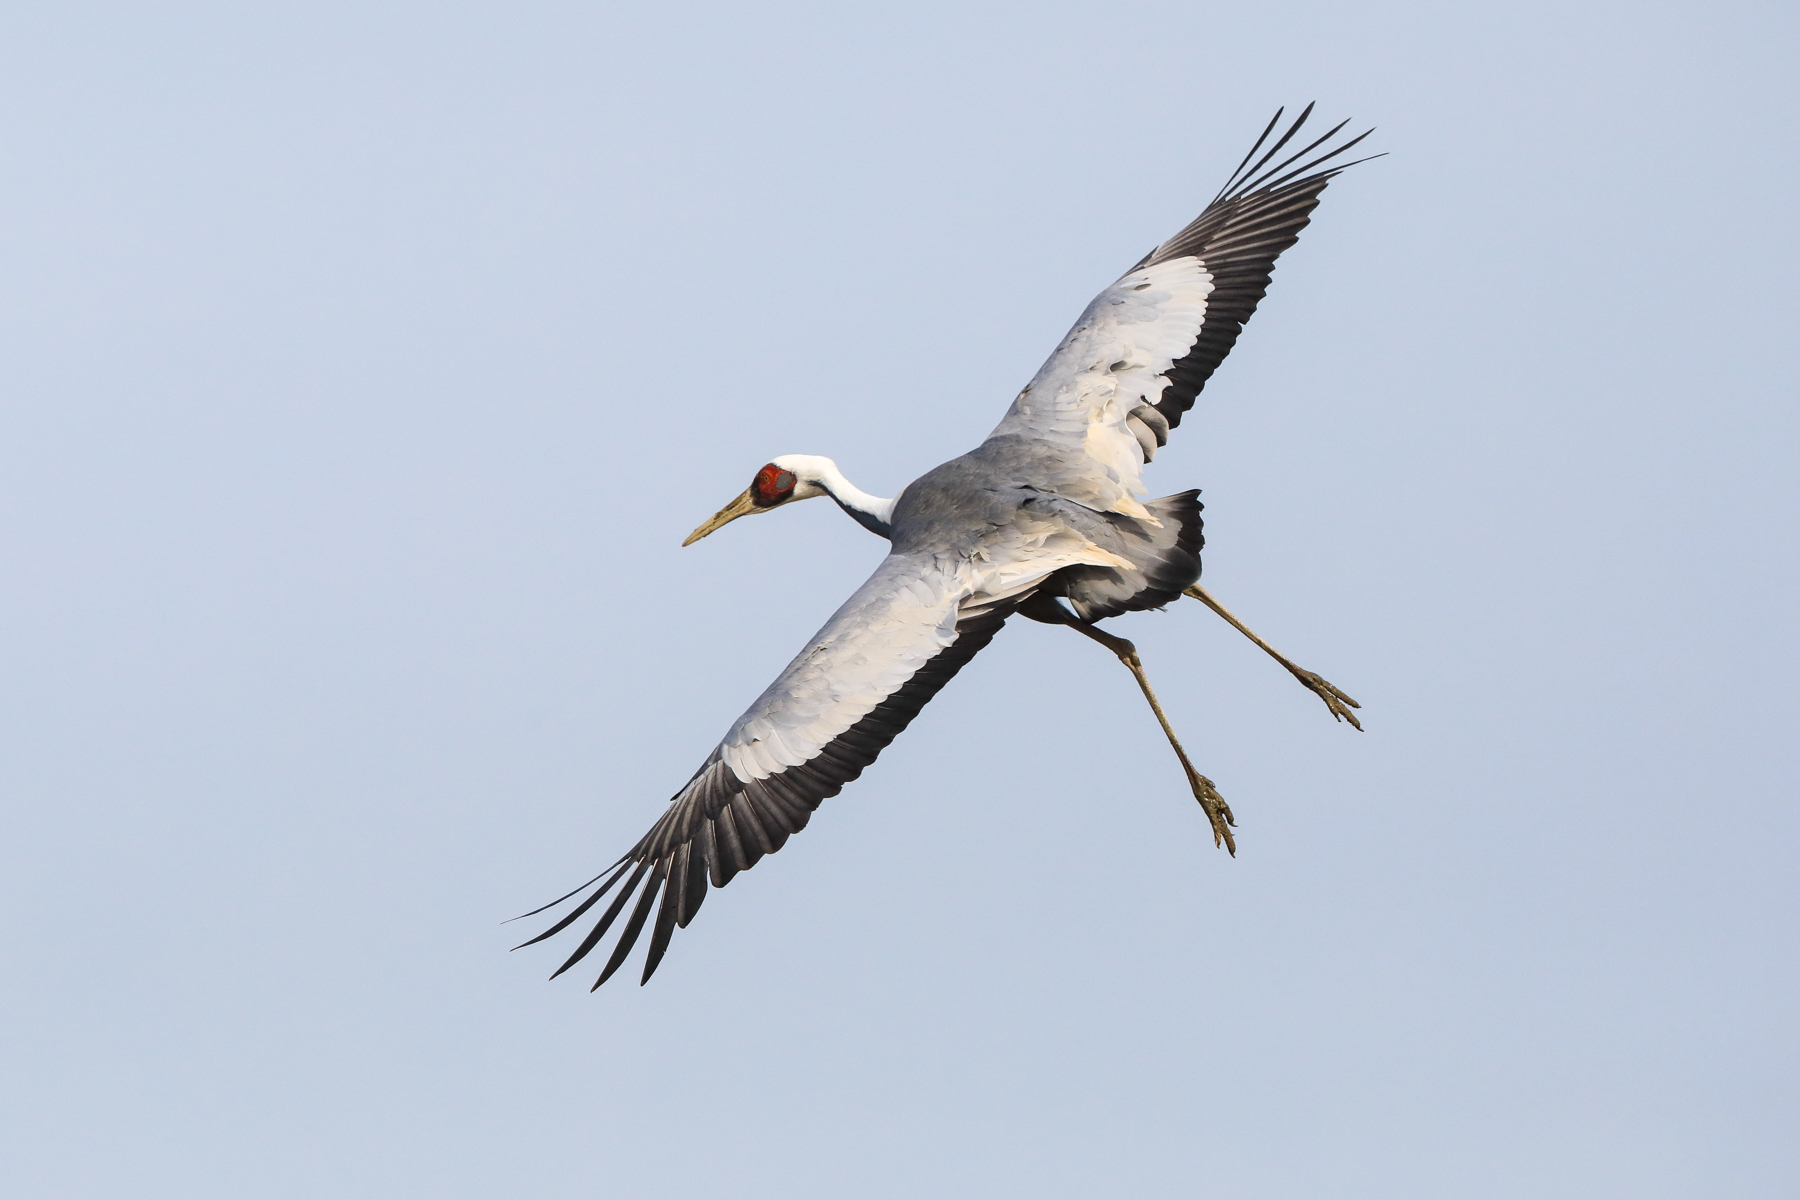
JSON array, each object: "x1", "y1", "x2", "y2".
[
  {"x1": 1249, "y1": 127, "x2": 1378, "y2": 195},
  {"x1": 1210, "y1": 106, "x2": 1380, "y2": 209},
  {"x1": 1214, "y1": 106, "x2": 1287, "y2": 206},
  {"x1": 1214, "y1": 102, "x2": 1314, "y2": 203},
  {"x1": 504, "y1": 857, "x2": 630, "y2": 924},
  {"x1": 510, "y1": 860, "x2": 635, "y2": 952},
  {"x1": 591, "y1": 857, "x2": 667, "y2": 990},
  {"x1": 547, "y1": 859, "x2": 650, "y2": 979},
  {"x1": 639, "y1": 858, "x2": 685, "y2": 985}
]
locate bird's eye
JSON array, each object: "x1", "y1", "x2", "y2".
[{"x1": 752, "y1": 464, "x2": 798, "y2": 507}]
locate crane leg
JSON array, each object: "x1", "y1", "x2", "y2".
[
  {"x1": 1183, "y1": 583, "x2": 1363, "y2": 730},
  {"x1": 1062, "y1": 620, "x2": 1237, "y2": 856}
]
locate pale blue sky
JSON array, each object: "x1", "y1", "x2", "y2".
[{"x1": 2, "y1": 2, "x2": 1796, "y2": 1197}]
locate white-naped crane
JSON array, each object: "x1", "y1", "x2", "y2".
[{"x1": 517, "y1": 105, "x2": 1378, "y2": 989}]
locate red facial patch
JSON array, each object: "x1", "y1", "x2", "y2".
[{"x1": 751, "y1": 463, "x2": 798, "y2": 508}]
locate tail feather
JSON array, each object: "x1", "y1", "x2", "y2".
[{"x1": 1060, "y1": 490, "x2": 1205, "y2": 621}]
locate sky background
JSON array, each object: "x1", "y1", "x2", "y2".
[{"x1": 2, "y1": 2, "x2": 1796, "y2": 1197}]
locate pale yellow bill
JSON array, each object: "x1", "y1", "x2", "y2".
[{"x1": 682, "y1": 488, "x2": 759, "y2": 546}]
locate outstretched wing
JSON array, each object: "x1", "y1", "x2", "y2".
[
  {"x1": 515, "y1": 553, "x2": 1021, "y2": 989},
  {"x1": 983, "y1": 105, "x2": 1377, "y2": 517}
]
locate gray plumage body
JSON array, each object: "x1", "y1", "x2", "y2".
[{"x1": 891, "y1": 441, "x2": 1202, "y2": 621}]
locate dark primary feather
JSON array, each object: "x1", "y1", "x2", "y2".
[{"x1": 510, "y1": 859, "x2": 633, "y2": 950}]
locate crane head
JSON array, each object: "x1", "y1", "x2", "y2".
[{"x1": 682, "y1": 456, "x2": 828, "y2": 546}]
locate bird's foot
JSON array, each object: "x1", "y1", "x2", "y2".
[
  {"x1": 1188, "y1": 769, "x2": 1237, "y2": 855},
  {"x1": 1289, "y1": 667, "x2": 1363, "y2": 730}
]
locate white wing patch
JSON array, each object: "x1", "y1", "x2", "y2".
[{"x1": 986, "y1": 256, "x2": 1213, "y2": 517}]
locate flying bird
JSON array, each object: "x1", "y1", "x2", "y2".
[{"x1": 517, "y1": 105, "x2": 1378, "y2": 989}]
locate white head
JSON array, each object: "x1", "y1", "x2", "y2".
[{"x1": 682, "y1": 454, "x2": 838, "y2": 546}]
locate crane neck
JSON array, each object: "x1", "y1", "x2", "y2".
[{"x1": 820, "y1": 470, "x2": 895, "y2": 540}]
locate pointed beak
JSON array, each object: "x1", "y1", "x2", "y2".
[{"x1": 682, "y1": 488, "x2": 760, "y2": 546}]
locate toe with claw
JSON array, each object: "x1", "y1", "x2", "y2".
[
  {"x1": 1187, "y1": 768, "x2": 1237, "y2": 855},
  {"x1": 1288, "y1": 667, "x2": 1363, "y2": 730}
]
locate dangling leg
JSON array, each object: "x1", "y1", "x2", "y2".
[
  {"x1": 1062, "y1": 620, "x2": 1237, "y2": 855},
  {"x1": 1184, "y1": 584, "x2": 1364, "y2": 730}
]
